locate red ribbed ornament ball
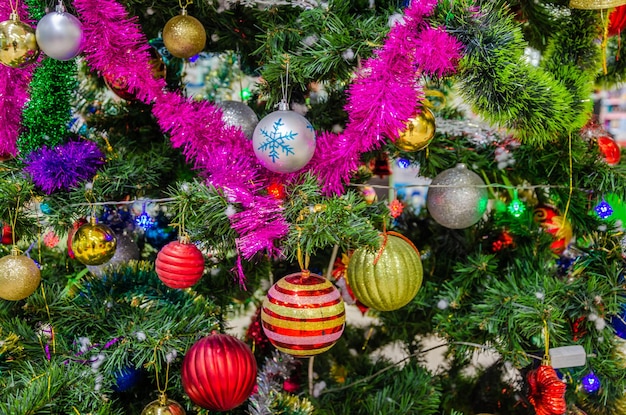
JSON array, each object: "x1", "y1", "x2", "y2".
[
  {"x1": 155, "y1": 239, "x2": 204, "y2": 289},
  {"x1": 261, "y1": 271, "x2": 346, "y2": 357},
  {"x1": 181, "y1": 333, "x2": 257, "y2": 412},
  {"x1": 2, "y1": 223, "x2": 12, "y2": 245},
  {"x1": 598, "y1": 135, "x2": 621, "y2": 166}
]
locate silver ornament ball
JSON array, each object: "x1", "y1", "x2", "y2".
[
  {"x1": 87, "y1": 232, "x2": 140, "y2": 277},
  {"x1": 252, "y1": 106, "x2": 316, "y2": 174},
  {"x1": 35, "y1": 6, "x2": 83, "y2": 61},
  {"x1": 218, "y1": 101, "x2": 259, "y2": 139},
  {"x1": 426, "y1": 163, "x2": 489, "y2": 229}
]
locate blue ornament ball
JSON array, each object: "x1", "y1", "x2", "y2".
[
  {"x1": 113, "y1": 366, "x2": 142, "y2": 392},
  {"x1": 611, "y1": 304, "x2": 626, "y2": 339},
  {"x1": 144, "y1": 213, "x2": 177, "y2": 249},
  {"x1": 99, "y1": 206, "x2": 134, "y2": 233},
  {"x1": 581, "y1": 371, "x2": 601, "y2": 394}
]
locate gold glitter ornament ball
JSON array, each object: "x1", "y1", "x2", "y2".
[
  {"x1": 162, "y1": 10, "x2": 206, "y2": 59},
  {"x1": 395, "y1": 107, "x2": 436, "y2": 152},
  {"x1": 141, "y1": 394, "x2": 186, "y2": 415},
  {"x1": 0, "y1": 249, "x2": 41, "y2": 301},
  {"x1": 0, "y1": 14, "x2": 40, "y2": 68},
  {"x1": 71, "y1": 219, "x2": 117, "y2": 266}
]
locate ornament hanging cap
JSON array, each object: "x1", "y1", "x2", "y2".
[
  {"x1": 55, "y1": 0, "x2": 65, "y2": 12},
  {"x1": 179, "y1": 0, "x2": 193, "y2": 13},
  {"x1": 278, "y1": 100, "x2": 289, "y2": 111}
]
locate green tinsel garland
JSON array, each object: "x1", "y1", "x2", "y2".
[
  {"x1": 434, "y1": 1, "x2": 601, "y2": 146},
  {"x1": 17, "y1": 0, "x2": 78, "y2": 157}
]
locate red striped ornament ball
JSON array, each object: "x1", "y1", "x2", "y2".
[{"x1": 261, "y1": 271, "x2": 345, "y2": 357}]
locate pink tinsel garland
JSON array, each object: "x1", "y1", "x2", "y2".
[
  {"x1": 0, "y1": 3, "x2": 37, "y2": 157},
  {"x1": 73, "y1": 0, "x2": 289, "y2": 285},
  {"x1": 308, "y1": 0, "x2": 463, "y2": 194},
  {"x1": 69, "y1": 0, "x2": 462, "y2": 282}
]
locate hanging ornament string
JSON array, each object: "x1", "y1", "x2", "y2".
[
  {"x1": 601, "y1": 8, "x2": 611, "y2": 75},
  {"x1": 8, "y1": 0, "x2": 19, "y2": 17},
  {"x1": 561, "y1": 132, "x2": 574, "y2": 225},
  {"x1": 8, "y1": 196, "x2": 20, "y2": 247},
  {"x1": 153, "y1": 341, "x2": 172, "y2": 395},
  {"x1": 279, "y1": 56, "x2": 290, "y2": 109},
  {"x1": 38, "y1": 284, "x2": 56, "y2": 360},
  {"x1": 543, "y1": 318, "x2": 551, "y2": 365},
  {"x1": 179, "y1": 0, "x2": 192, "y2": 10}
]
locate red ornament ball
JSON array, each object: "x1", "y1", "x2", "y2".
[
  {"x1": 609, "y1": 5, "x2": 626, "y2": 37},
  {"x1": 527, "y1": 365, "x2": 566, "y2": 415},
  {"x1": 103, "y1": 48, "x2": 165, "y2": 101},
  {"x1": 2, "y1": 223, "x2": 12, "y2": 245},
  {"x1": 103, "y1": 72, "x2": 136, "y2": 101},
  {"x1": 181, "y1": 333, "x2": 257, "y2": 412},
  {"x1": 67, "y1": 218, "x2": 87, "y2": 259},
  {"x1": 267, "y1": 181, "x2": 285, "y2": 199},
  {"x1": 155, "y1": 239, "x2": 204, "y2": 289},
  {"x1": 533, "y1": 205, "x2": 573, "y2": 255},
  {"x1": 597, "y1": 135, "x2": 621, "y2": 166},
  {"x1": 261, "y1": 271, "x2": 346, "y2": 357}
]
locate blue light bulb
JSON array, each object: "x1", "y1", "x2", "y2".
[
  {"x1": 594, "y1": 199, "x2": 613, "y2": 219},
  {"x1": 135, "y1": 211, "x2": 155, "y2": 230},
  {"x1": 396, "y1": 158, "x2": 411, "y2": 169},
  {"x1": 581, "y1": 371, "x2": 601, "y2": 394}
]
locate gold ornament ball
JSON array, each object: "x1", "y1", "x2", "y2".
[
  {"x1": 0, "y1": 250, "x2": 41, "y2": 301},
  {"x1": 0, "y1": 16, "x2": 40, "y2": 68},
  {"x1": 71, "y1": 220, "x2": 117, "y2": 266},
  {"x1": 395, "y1": 107, "x2": 436, "y2": 152},
  {"x1": 162, "y1": 11, "x2": 206, "y2": 58},
  {"x1": 141, "y1": 394, "x2": 186, "y2": 415}
]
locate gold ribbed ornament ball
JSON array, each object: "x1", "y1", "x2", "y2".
[
  {"x1": 616, "y1": 396, "x2": 626, "y2": 414},
  {"x1": 395, "y1": 107, "x2": 436, "y2": 152},
  {"x1": 141, "y1": 394, "x2": 186, "y2": 415},
  {"x1": 0, "y1": 248, "x2": 41, "y2": 301},
  {"x1": 71, "y1": 219, "x2": 117, "y2": 266},
  {"x1": 0, "y1": 13, "x2": 40, "y2": 68},
  {"x1": 569, "y1": 0, "x2": 626, "y2": 9},
  {"x1": 162, "y1": 10, "x2": 206, "y2": 58},
  {"x1": 614, "y1": 338, "x2": 626, "y2": 367}
]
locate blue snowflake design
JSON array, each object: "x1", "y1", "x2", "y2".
[{"x1": 257, "y1": 118, "x2": 297, "y2": 163}]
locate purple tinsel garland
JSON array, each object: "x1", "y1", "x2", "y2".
[
  {"x1": 68, "y1": 0, "x2": 462, "y2": 282},
  {"x1": 24, "y1": 141, "x2": 105, "y2": 194},
  {"x1": 0, "y1": 2, "x2": 37, "y2": 157}
]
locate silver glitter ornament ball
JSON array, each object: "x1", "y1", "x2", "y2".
[
  {"x1": 426, "y1": 163, "x2": 489, "y2": 229},
  {"x1": 35, "y1": 4, "x2": 83, "y2": 61},
  {"x1": 87, "y1": 232, "x2": 140, "y2": 277},
  {"x1": 218, "y1": 101, "x2": 259, "y2": 139},
  {"x1": 252, "y1": 104, "x2": 316, "y2": 174}
]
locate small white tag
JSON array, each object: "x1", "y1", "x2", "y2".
[{"x1": 549, "y1": 345, "x2": 587, "y2": 369}]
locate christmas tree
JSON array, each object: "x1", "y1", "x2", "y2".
[{"x1": 2, "y1": 0, "x2": 626, "y2": 413}]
